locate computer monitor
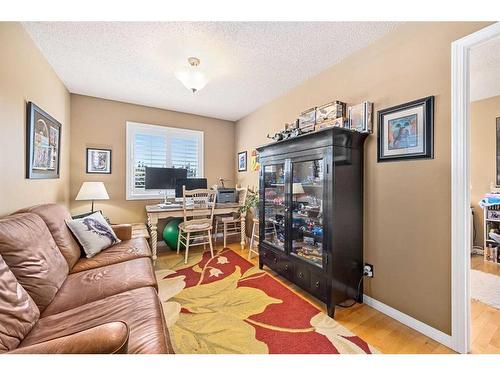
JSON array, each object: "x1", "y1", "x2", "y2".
[
  {"x1": 175, "y1": 178, "x2": 208, "y2": 197},
  {"x1": 144, "y1": 167, "x2": 187, "y2": 190}
]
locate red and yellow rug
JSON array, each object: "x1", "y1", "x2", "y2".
[{"x1": 156, "y1": 248, "x2": 377, "y2": 354}]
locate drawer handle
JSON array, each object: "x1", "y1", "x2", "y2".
[
  {"x1": 298, "y1": 272, "x2": 303, "y2": 279},
  {"x1": 284, "y1": 264, "x2": 288, "y2": 270},
  {"x1": 315, "y1": 281, "x2": 320, "y2": 288},
  {"x1": 273, "y1": 257, "x2": 277, "y2": 264}
]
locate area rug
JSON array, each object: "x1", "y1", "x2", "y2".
[
  {"x1": 156, "y1": 248, "x2": 378, "y2": 354},
  {"x1": 471, "y1": 269, "x2": 500, "y2": 309}
]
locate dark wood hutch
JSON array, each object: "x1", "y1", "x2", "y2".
[{"x1": 256, "y1": 127, "x2": 368, "y2": 317}]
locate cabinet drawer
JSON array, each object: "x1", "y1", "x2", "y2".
[
  {"x1": 310, "y1": 272, "x2": 328, "y2": 300},
  {"x1": 294, "y1": 265, "x2": 310, "y2": 290},
  {"x1": 278, "y1": 259, "x2": 293, "y2": 278}
]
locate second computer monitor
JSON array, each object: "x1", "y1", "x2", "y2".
[{"x1": 175, "y1": 178, "x2": 208, "y2": 197}]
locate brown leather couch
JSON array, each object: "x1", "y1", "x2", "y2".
[{"x1": 0, "y1": 203, "x2": 172, "y2": 354}]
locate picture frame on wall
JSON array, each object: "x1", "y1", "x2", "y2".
[
  {"x1": 86, "y1": 148, "x2": 112, "y2": 174},
  {"x1": 238, "y1": 151, "x2": 247, "y2": 172},
  {"x1": 26, "y1": 102, "x2": 62, "y2": 179},
  {"x1": 377, "y1": 96, "x2": 434, "y2": 162}
]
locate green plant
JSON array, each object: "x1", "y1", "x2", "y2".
[{"x1": 240, "y1": 190, "x2": 259, "y2": 214}]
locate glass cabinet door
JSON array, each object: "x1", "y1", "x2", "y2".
[
  {"x1": 290, "y1": 158, "x2": 325, "y2": 267},
  {"x1": 262, "y1": 163, "x2": 286, "y2": 251}
]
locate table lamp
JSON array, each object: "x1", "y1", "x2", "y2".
[
  {"x1": 292, "y1": 182, "x2": 305, "y2": 195},
  {"x1": 75, "y1": 182, "x2": 109, "y2": 212}
]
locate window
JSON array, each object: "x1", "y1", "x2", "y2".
[{"x1": 126, "y1": 121, "x2": 204, "y2": 200}]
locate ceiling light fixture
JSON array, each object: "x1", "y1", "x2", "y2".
[{"x1": 175, "y1": 57, "x2": 209, "y2": 93}]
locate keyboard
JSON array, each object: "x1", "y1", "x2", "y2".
[{"x1": 157, "y1": 203, "x2": 182, "y2": 209}]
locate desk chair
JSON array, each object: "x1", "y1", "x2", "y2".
[
  {"x1": 177, "y1": 187, "x2": 217, "y2": 264},
  {"x1": 214, "y1": 187, "x2": 247, "y2": 248}
]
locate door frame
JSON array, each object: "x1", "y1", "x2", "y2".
[{"x1": 451, "y1": 21, "x2": 500, "y2": 354}]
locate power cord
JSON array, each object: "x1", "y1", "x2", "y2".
[{"x1": 336, "y1": 274, "x2": 364, "y2": 308}]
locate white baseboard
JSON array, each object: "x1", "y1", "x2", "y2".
[{"x1": 362, "y1": 294, "x2": 453, "y2": 350}]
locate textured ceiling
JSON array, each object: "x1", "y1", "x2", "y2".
[
  {"x1": 471, "y1": 36, "x2": 500, "y2": 102},
  {"x1": 23, "y1": 22, "x2": 399, "y2": 121}
]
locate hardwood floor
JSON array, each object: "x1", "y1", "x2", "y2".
[
  {"x1": 470, "y1": 254, "x2": 500, "y2": 353},
  {"x1": 154, "y1": 241, "x2": 500, "y2": 354}
]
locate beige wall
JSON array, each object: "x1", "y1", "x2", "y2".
[
  {"x1": 235, "y1": 22, "x2": 490, "y2": 334},
  {"x1": 70, "y1": 94, "x2": 235, "y2": 224},
  {"x1": 470, "y1": 95, "x2": 500, "y2": 247},
  {"x1": 0, "y1": 22, "x2": 71, "y2": 216}
]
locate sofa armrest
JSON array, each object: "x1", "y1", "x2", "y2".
[
  {"x1": 111, "y1": 224, "x2": 132, "y2": 241},
  {"x1": 10, "y1": 322, "x2": 129, "y2": 354}
]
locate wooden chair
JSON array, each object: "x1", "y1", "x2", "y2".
[
  {"x1": 214, "y1": 187, "x2": 247, "y2": 248},
  {"x1": 177, "y1": 187, "x2": 217, "y2": 264},
  {"x1": 248, "y1": 217, "x2": 260, "y2": 260}
]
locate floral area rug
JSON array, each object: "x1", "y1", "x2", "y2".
[{"x1": 156, "y1": 248, "x2": 378, "y2": 354}]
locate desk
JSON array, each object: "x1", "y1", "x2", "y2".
[{"x1": 145, "y1": 203, "x2": 246, "y2": 261}]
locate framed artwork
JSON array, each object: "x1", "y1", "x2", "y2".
[
  {"x1": 238, "y1": 151, "x2": 247, "y2": 172},
  {"x1": 250, "y1": 149, "x2": 260, "y2": 172},
  {"x1": 86, "y1": 148, "x2": 112, "y2": 174},
  {"x1": 377, "y1": 96, "x2": 434, "y2": 162},
  {"x1": 26, "y1": 102, "x2": 62, "y2": 179}
]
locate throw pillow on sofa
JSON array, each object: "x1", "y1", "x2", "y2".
[{"x1": 66, "y1": 212, "x2": 120, "y2": 258}]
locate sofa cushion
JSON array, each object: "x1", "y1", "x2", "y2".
[
  {"x1": 0, "y1": 213, "x2": 68, "y2": 312},
  {"x1": 43, "y1": 257, "x2": 157, "y2": 316},
  {"x1": 66, "y1": 212, "x2": 121, "y2": 258},
  {"x1": 21, "y1": 287, "x2": 173, "y2": 354},
  {"x1": 71, "y1": 237, "x2": 151, "y2": 273},
  {"x1": 0, "y1": 254, "x2": 40, "y2": 352},
  {"x1": 18, "y1": 204, "x2": 82, "y2": 269}
]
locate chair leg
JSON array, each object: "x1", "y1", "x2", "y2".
[
  {"x1": 208, "y1": 230, "x2": 214, "y2": 258},
  {"x1": 177, "y1": 229, "x2": 182, "y2": 254},
  {"x1": 214, "y1": 222, "x2": 218, "y2": 244},
  {"x1": 249, "y1": 222, "x2": 256, "y2": 260},
  {"x1": 223, "y1": 223, "x2": 227, "y2": 249},
  {"x1": 184, "y1": 232, "x2": 190, "y2": 264}
]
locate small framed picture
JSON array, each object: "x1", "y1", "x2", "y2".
[
  {"x1": 238, "y1": 151, "x2": 247, "y2": 172},
  {"x1": 86, "y1": 148, "x2": 112, "y2": 174},
  {"x1": 377, "y1": 96, "x2": 434, "y2": 162},
  {"x1": 26, "y1": 102, "x2": 62, "y2": 179}
]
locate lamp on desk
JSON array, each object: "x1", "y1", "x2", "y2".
[{"x1": 75, "y1": 182, "x2": 109, "y2": 213}]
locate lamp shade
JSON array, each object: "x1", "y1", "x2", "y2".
[
  {"x1": 175, "y1": 57, "x2": 209, "y2": 93},
  {"x1": 75, "y1": 182, "x2": 109, "y2": 201},
  {"x1": 292, "y1": 183, "x2": 305, "y2": 194},
  {"x1": 175, "y1": 67, "x2": 208, "y2": 93}
]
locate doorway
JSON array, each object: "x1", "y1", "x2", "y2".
[{"x1": 451, "y1": 22, "x2": 500, "y2": 354}]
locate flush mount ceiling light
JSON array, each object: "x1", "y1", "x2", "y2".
[{"x1": 175, "y1": 57, "x2": 209, "y2": 93}]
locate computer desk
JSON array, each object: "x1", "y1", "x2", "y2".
[{"x1": 145, "y1": 202, "x2": 246, "y2": 261}]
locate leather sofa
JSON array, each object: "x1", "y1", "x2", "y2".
[{"x1": 0, "y1": 203, "x2": 172, "y2": 354}]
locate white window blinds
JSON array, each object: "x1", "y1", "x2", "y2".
[{"x1": 126, "y1": 122, "x2": 204, "y2": 200}]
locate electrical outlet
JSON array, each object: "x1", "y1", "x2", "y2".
[{"x1": 363, "y1": 263, "x2": 374, "y2": 278}]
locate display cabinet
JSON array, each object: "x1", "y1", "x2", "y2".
[{"x1": 257, "y1": 127, "x2": 367, "y2": 317}]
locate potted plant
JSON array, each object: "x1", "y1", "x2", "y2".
[{"x1": 239, "y1": 190, "x2": 259, "y2": 218}]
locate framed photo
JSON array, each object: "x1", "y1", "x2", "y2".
[
  {"x1": 238, "y1": 151, "x2": 247, "y2": 172},
  {"x1": 86, "y1": 148, "x2": 112, "y2": 174},
  {"x1": 377, "y1": 96, "x2": 434, "y2": 162},
  {"x1": 26, "y1": 102, "x2": 62, "y2": 179},
  {"x1": 348, "y1": 101, "x2": 373, "y2": 133}
]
